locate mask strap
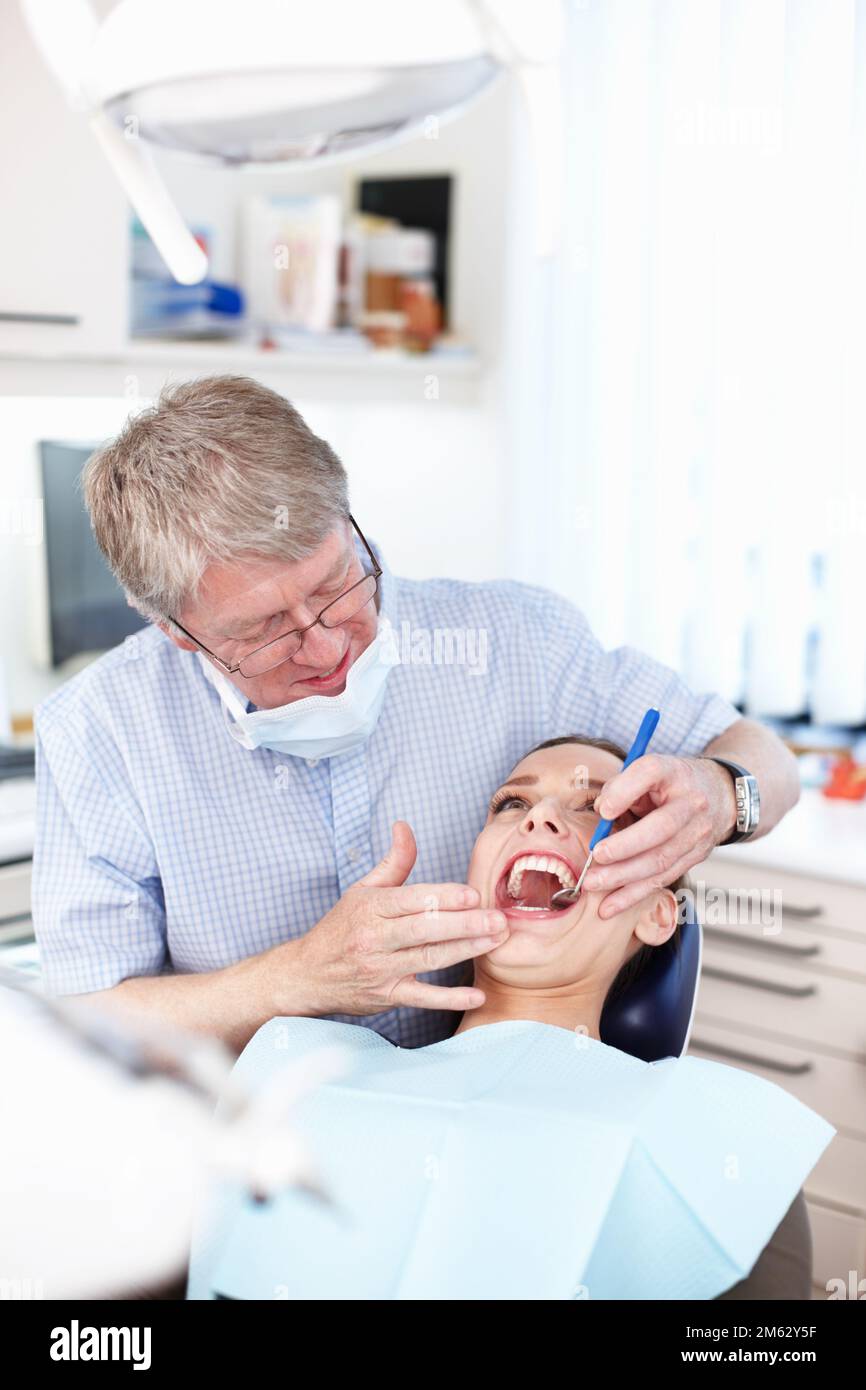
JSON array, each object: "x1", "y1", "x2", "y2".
[
  {"x1": 219, "y1": 695, "x2": 256, "y2": 749},
  {"x1": 197, "y1": 653, "x2": 256, "y2": 748}
]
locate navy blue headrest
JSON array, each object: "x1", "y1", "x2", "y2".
[{"x1": 599, "y1": 891, "x2": 702, "y2": 1063}]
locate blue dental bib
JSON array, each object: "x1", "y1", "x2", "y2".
[{"x1": 187, "y1": 1016, "x2": 834, "y2": 1301}]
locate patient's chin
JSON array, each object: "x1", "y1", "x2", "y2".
[{"x1": 481, "y1": 932, "x2": 568, "y2": 971}]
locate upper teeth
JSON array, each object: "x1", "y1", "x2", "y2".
[{"x1": 506, "y1": 855, "x2": 576, "y2": 898}]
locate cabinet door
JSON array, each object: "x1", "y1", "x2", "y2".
[{"x1": 0, "y1": 3, "x2": 128, "y2": 357}]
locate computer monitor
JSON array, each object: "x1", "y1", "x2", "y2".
[{"x1": 38, "y1": 441, "x2": 146, "y2": 668}]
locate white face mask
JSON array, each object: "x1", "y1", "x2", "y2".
[{"x1": 197, "y1": 615, "x2": 400, "y2": 759}]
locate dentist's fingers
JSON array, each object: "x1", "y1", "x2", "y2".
[
  {"x1": 377, "y1": 902, "x2": 506, "y2": 953},
  {"x1": 374, "y1": 882, "x2": 481, "y2": 921},
  {"x1": 358, "y1": 819, "x2": 418, "y2": 889},
  {"x1": 590, "y1": 849, "x2": 700, "y2": 920},
  {"x1": 297, "y1": 871, "x2": 506, "y2": 1018},
  {"x1": 585, "y1": 797, "x2": 695, "y2": 876},
  {"x1": 592, "y1": 753, "x2": 678, "y2": 820},
  {"x1": 594, "y1": 754, "x2": 720, "y2": 837},
  {"x1": 391, "y1": 978, "x2": 488, "y2": 1013},
  {"x1": 392, "y1": 927, "x2": 510, "y2": 980},
  {"x1": 584, "y1": 753, "x2": 722, "y2": 910},
  {"x1": 584, "y1": 814, "x2": 714, "y2": 895}
]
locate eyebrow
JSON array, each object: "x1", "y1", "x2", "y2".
[
  {"x1": 220, "y1": 548, "x2": 352, "y2": 639},
  {"x1": 496, "y1": 775, "x2": 607, "y2": 791}
]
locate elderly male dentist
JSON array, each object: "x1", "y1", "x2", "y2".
[{"x1": 32, "y1": 375, "x2": 799, "y2": 1052}]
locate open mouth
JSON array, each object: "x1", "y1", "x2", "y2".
[{"x1": 494, "y1": 851, "x2": 583, "y2": 915}]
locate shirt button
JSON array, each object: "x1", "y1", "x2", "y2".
[
  {"x1": 306, "y1": 758, "x2": 319, "y2": 768},
  {"x1": 346, "y1": 846, "x2": 361, "y2": 863}
]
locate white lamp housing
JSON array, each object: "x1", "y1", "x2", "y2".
[{"x1": 20, "y1": 0, "x2": 563, "y2": 283}]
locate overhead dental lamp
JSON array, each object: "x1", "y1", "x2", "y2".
[{"x1": 20, "y1": 0, "x2": 563, "y2": 284}]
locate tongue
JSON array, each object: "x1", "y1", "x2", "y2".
[{"x1": 513, "y1": 870, "x2": 558, "y2": 909}]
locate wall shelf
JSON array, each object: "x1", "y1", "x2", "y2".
[{"x1": 0, "y1": 342, "x2": 483, "y2": 403}]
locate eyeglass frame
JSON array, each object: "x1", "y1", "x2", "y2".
[{"x1": 169, "y1": 514, "x2": 382, "y2": 678}]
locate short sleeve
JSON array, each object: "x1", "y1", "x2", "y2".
[
  {"x1": 539, "y1": 588, "x2": 742, "y2": 756},
  {"x1": 31, "y1": 721, "x2": 167, "y2": 996}
]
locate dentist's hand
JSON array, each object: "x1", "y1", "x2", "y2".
[
  {"x1": 579, "y1": 755, "x2": 738, "y2": 918},
  {"x1": 290, "y1": 821, "x2": 508, "y2": 1016}
]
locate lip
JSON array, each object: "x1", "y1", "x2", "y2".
[
  {"x1": 494, "y1": 847, "x2": 587, "y2": 922},
  {"x1": 294, "y1": 644, "x2": 352, "y2": 691}
]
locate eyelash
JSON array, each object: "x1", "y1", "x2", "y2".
[{"x1": 489, "y1": 789, "x2": 597, "y2": 816}]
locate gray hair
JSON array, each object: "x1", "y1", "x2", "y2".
[{"x1": 82, "y1": 375, "x2": 350, "y2": 623}]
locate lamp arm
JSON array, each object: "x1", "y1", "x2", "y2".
[
  {"x1": 89, "y1": 112, "x2": 209, "y2": 285},
  {"x1": 20, "y1": 0, "x2": 209, "y2": 285}
]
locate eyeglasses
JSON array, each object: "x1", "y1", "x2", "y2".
[{"x1": 171, "y1": 514, "x2": 382, "y2": 679}]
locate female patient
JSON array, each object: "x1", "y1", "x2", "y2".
[
  {"x1": 187, "y1": 735, "x2": 833, "y2": 1302},
  {"x1": 456, "y1": 732, "x2": 816, "y2": 1300}
]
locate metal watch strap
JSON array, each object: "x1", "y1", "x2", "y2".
[{"x1": 705, "y1": 757, "x2": 760, "y2": 845}]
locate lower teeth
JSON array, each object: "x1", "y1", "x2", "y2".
[{"x1": 509, "y1": 901, "x2": 565, "y2": 910}]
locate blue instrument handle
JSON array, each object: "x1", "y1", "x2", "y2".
[{"x1": 588, "y1": 708, "x2": 660, "y2": 851}]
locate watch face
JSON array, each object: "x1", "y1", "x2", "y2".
[
  {"x1": 738, "y1": 775, "x2": 760, "y2": 834},
  {"x1": 708, "y1": 759, "x2": 759, "y2": 842}
]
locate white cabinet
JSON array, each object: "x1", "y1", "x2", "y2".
[
  {"x1": 687, "y1": 847, "x2": 866, "y2": 1300},
  {"x1": 0, "y1": 856, "x2": 32, "y2": 929},
  {"x1": 0, "y1": 4, "x2": 128, "y2": 358},
  {"x1": 0, "y1": 857, "x2": 39, "y2": 988}
]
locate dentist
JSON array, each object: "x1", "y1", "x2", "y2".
[{"x1": 32, "y1": 375, "x2": 800, "y2": 1051}]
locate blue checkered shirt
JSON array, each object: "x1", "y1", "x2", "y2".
[{"x1": 32, "y1": 533, "x2": 740, "y2": 1045}]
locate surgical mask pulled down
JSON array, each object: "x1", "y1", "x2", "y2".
[{"x1": 198, "y1": 615, "x2": 400, "y2": 760}]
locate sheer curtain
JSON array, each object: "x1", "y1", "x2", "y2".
[{"x1": 503, "y1": 0, "x2": 866, "y2": 727}]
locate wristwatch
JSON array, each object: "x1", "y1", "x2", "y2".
[{"x1": 704, "y1": 757, "x2": 761, "y2": 845}]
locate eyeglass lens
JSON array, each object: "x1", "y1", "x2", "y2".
[{"x1": 238, "y1": 574, "x2": 378, "y2": 677}]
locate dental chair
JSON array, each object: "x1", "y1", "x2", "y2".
[{"x1": 599, "y1": 891, "x2": 702, "y2": 1063}]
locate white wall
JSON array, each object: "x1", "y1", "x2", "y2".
[{"x1": 0, "y1": 385, "x2": 507, "y2": 716}]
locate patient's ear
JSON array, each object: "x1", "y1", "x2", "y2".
[{"x1": 633, "y1": 887, "x2": 678, "y2": 949}]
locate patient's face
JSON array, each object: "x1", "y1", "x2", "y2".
[{"x1": 467, "y1": 742, "x2": 673, "y2": 989}]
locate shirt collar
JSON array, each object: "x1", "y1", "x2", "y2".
[{"x1": 356, "y1": 527, "x2": 397, "y2": 631}]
